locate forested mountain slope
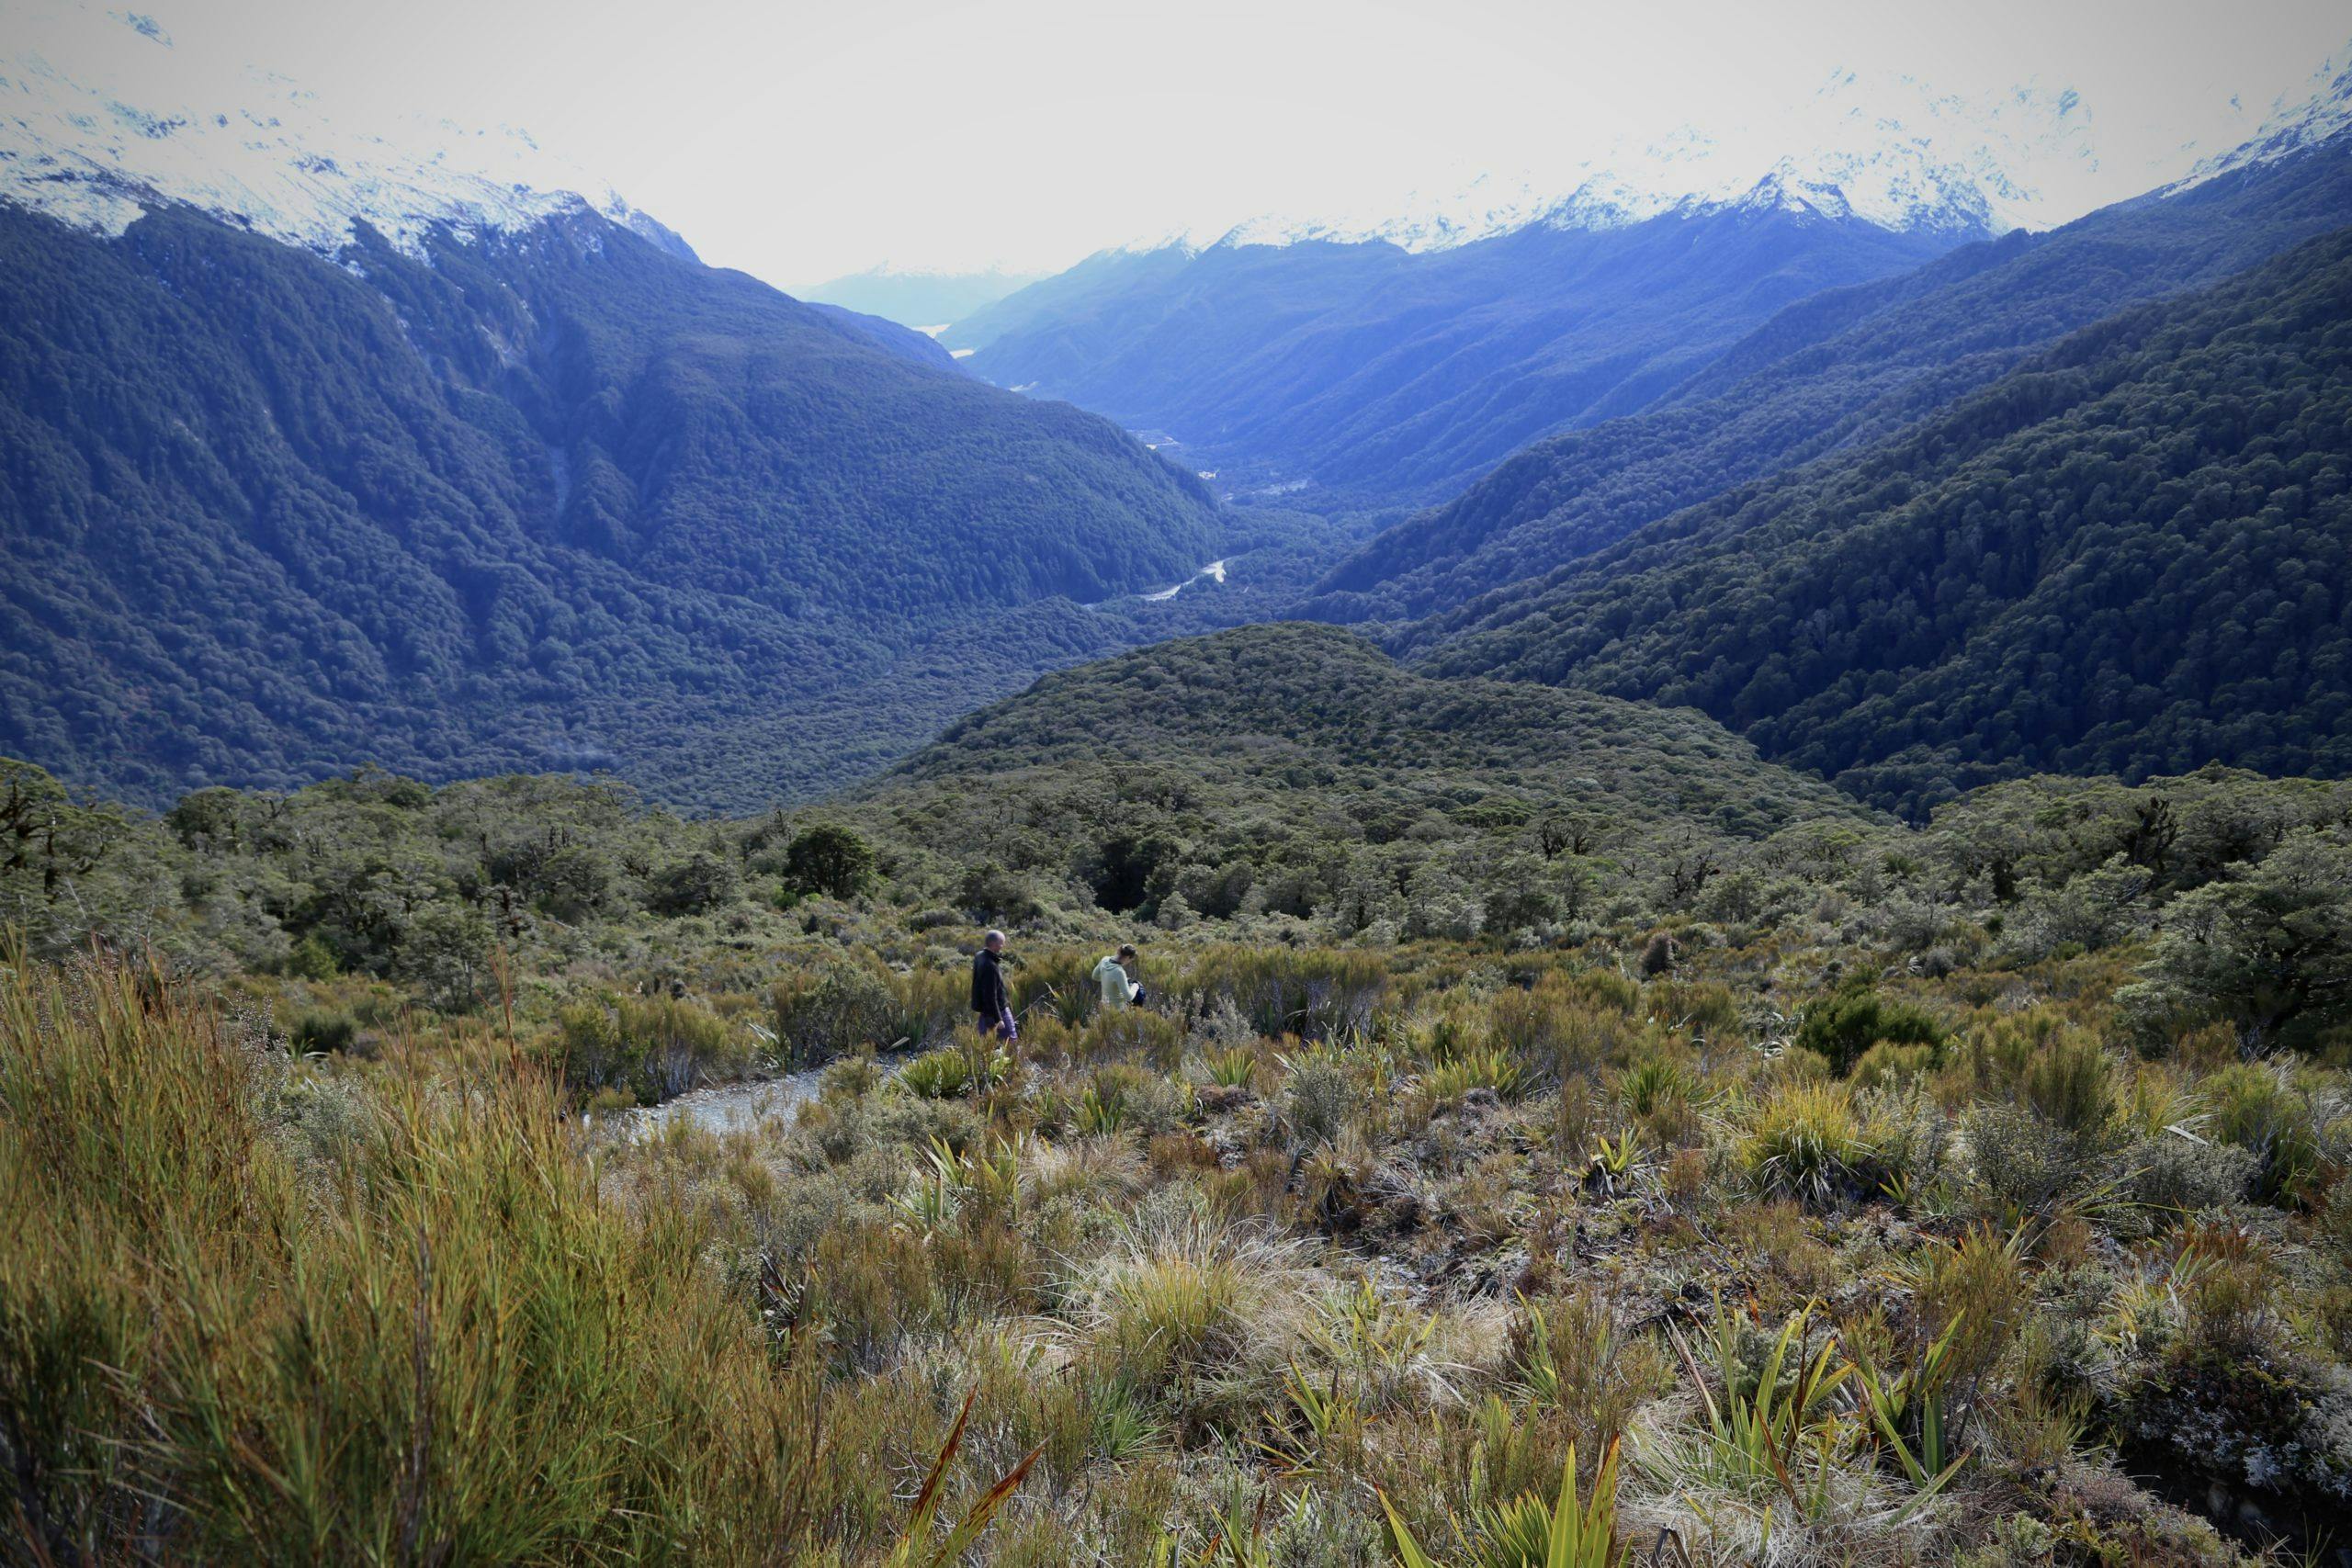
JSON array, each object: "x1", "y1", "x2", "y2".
[
  {"x1": 802, "y1": 301, "x2": 963, "y2": 369},
  {"x1": 0, "y1": 200, "x2": 1223, "y2": 807},
  {"x1": 1315, "y1": 141, "x2": 2352, "y2": 624},
  {"x1": 960, "y1": 202, "x2": 1956, "y2": 504},
  {"x1": 1413, "y1": 225, "x2": 2352, "y2": 816}
]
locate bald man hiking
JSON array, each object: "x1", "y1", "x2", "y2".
[{"x1": 971, "y1": 929, "x2": 1016, "y2": 1041}]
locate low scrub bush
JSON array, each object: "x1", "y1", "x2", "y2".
[
  {"x1": 773, "y1": 956, "x2": 900, "y2": 1066},
  {"x1": 1796, "y1": 985, "x2": 1945, "y2": 1077},
  {"x1": 557, "y1": 993, "x2": 747, "y2": 1102},
  {"x1": 288, "y1": 1006, "x2": 358, "y2": 1055},
  {"x1": 2204, "y1": 1062, "x2": 2335, "y2": 1207},
  {"x1": 1191, "y1": 947, "x2": 1389, "y2": 1043}
]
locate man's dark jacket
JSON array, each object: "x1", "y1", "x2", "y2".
[{"x1": 970, "y1": 948, "x2": 1008, "y2": 1018}]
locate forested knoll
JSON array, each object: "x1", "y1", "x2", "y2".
[
  {"x1": 868, "y1": 623, "x2": 1871, "y2": 926},
  {"x1": 899, "y1": 621, "x2": 1858, "y2": 836},
  {"x1": 1417, "y1": 224, "x2": 2352, "y2": 816},
  {"x1": 1315, "y1": 146, "x2": 2352, "y2": 624},
  {"x1": 0, "y1": 200, "x2": 1221, "y2": 807},
  {"x1": 0, "y1": 622, "x2": 1871, "y2": 979}
]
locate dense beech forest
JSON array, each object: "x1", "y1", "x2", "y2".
[
  {"x1": 1413, "y1": 226, "x2": 2352, "y2": 815},
  {"x1": 0, "y1": 202, "x2": 1222, "y2": 807}
]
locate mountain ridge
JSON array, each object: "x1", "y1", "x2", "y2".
[
  {"x1": 0, "y1": 0, "x2": 696, "y2": 261},
  {"x1": 0, "y1": 180, "x2": 1224, "y2": 807},
  {"x1": 1408, "y1": 221, "x2": 2352, "y2": 815},
  {"x1": 960, "y1": 202, "x2": 1959, "y2": 503},
  {"x1": 1309, "y1": 133, "x2": 2352, "y2": 625}
]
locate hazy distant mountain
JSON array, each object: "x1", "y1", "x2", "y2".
[
  {"x1": 0, "y1": 7, "x2": 1223, "y2": 806},
  {"x1": 800, "y1": 265, "x2": 1045, "y2": 331},
  {"x1": 800, "y1": 301, "x2": 962, "y2": 369},
  {"x1": 956, "y1": 72, "x2": 2112, "y2": 502},
  {"x1": 1312, "y1": 130, "x2": 2352, "y2": 624},
  {"x1": 963, "y1": 209, "x2": 1955, "y2": 505}
]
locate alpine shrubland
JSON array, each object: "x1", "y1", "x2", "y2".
[{"x1": 6, "y1": 627, "x2": 2351, "y2": 1563}]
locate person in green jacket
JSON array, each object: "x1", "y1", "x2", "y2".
[{"x1": 1094, "y1": 943, "x2": 1142, "y2": 1010}]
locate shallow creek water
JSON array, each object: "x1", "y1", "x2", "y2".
[
  {"x1": 598, "y1": 1053, "x2": 910, "y2": 1141},
  {"x1": 597, "y1": 1070, "x2": 827, "y2": 1140}
]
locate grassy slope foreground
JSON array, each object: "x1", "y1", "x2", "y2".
[{"x1": 6, "y1": 620, "x2": 2352, "y2": 1562}]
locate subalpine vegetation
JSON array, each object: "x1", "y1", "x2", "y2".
[{"x1": 5, "y1": 628, "x2": 2351, "y2": 1562}]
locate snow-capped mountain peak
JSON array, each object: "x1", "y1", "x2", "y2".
[
  {"x1": 2169, "y1": 42, "x2": 2352, "y2": 194},
  {"x1": 1123, "y1": 66, "x2": 2104, "y2": 263},
  {"x1": 0, "y1": 0, "x2": 680, "y2": 259}
]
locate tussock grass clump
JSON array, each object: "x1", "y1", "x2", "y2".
[
  {"x1": 2204, "y1": 1060, "x2": 2336, "y2": 1207},
  {"x1": 1201, "y1": 1043, "x2": 1261, "y2": 1090},
  {"x1": 1283, "y1": 1050, "x2": 1359, "y2": 1145},
  {"x1": 1069, "y1": 1198, "x2": 1308, "y2": 1426},
  {"x1": 2020, "y1": 1029, "x2": 2118, "y2": 1139},
  {"x1": 1423, "y1": 1046, "x2": 1526, "y2": 1107},
  {"x1": 557, "y1": 990, "x2": 750, "y2": 1102},
  {"x1": 1619, "y1": 1055, "x2": 1694, "y2": 1118},
  {"x1": 1743, "y1": 1080, "x2": 1880, "y2": 1204},
  {"x1": 900, "y1": 1044, "x2": 976, "y2": 1100},
  {"x1": 0, "y1": 953, "x2": 825, "y2": 1562},
  {"x1": 1851, "y1": 1039, "x2": 1937, "y2": 1091}
]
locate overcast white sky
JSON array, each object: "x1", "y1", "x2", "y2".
[{"x1": 32, "y1": 0, "x2": 2352, "y2": 288}]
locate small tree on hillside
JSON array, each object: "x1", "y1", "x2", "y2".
[{"x1": 781, "y1": 824, "x2": 876, "y2": 900}]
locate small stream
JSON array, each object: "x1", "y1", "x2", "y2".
[
  {"x1": 597, "y1": 1069, "x2": 828, "y2": 1140},
  {"x1": 596, "y1": 1049, "x2": 917, "y2": 1141}
]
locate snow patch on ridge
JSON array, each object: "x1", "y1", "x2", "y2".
[
  {"x1": 2169, "y1": 43, "x2": 2352, "y2": 194},
  {"x1": 0, "y1": 0, "x2": 671, "y2": 258},
  {"x1": 1124, "y1": 67, "x2": 2108, "y2": 259}
]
